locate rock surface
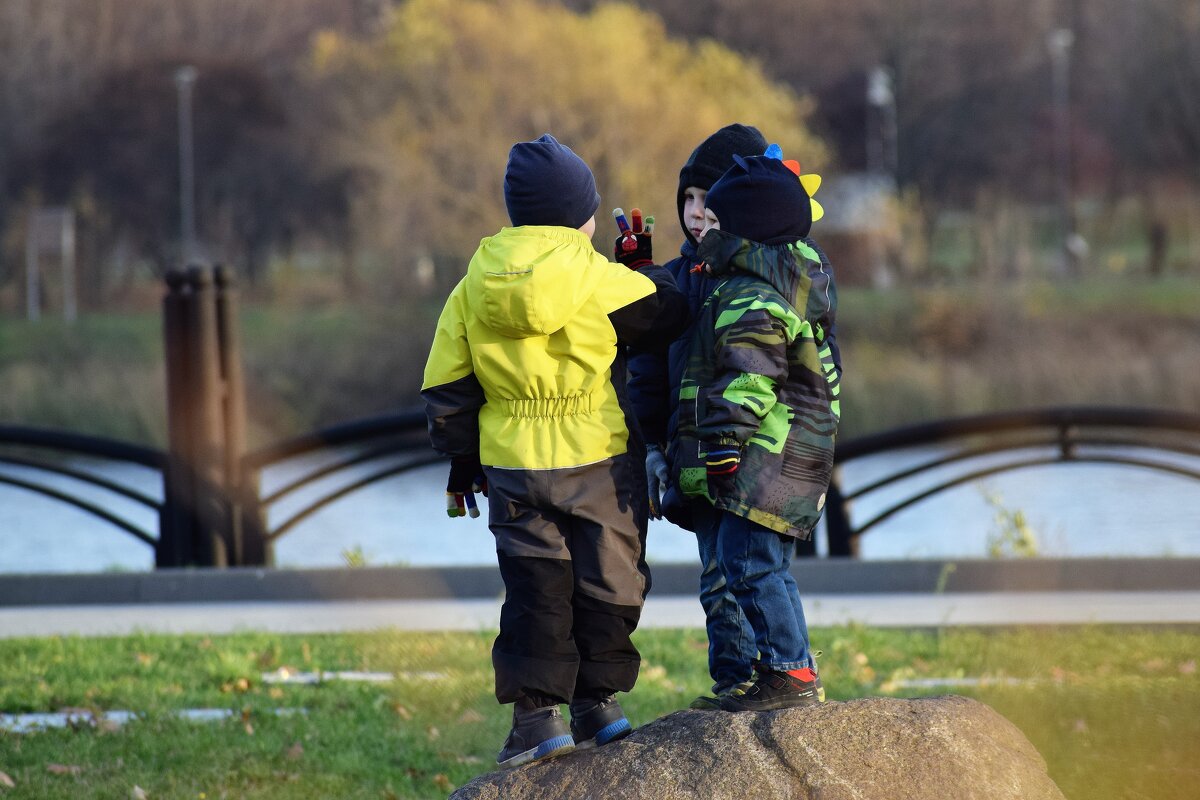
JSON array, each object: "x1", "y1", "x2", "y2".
[{"x1": 450, "y1": 695, "x2": 1066, "y2": 800}]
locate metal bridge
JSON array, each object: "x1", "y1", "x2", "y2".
[
  {"x1": 4, "y1": 403, "x2": 1200, "y2": 566},
  {"x1": 4, "y1": 266, "x2": 1200, "y2": 566}
]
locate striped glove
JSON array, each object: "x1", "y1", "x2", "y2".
[
  {"x1": 446, "y1": 456, "x2": 487, "y2": 518},
  {"x1": 704, "y1": 441, "x2": 741, "y2": 500}
]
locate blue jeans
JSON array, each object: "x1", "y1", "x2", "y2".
[
  {"x1": 693, "y1": 503, "x2": 756, "y2": 692},
  {"x1": 715, "y1": 511, "x2": 813, "y2": 672}
]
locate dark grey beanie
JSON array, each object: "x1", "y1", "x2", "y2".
[
  {"x1": 677, "y1": 123, "x2": 768, "y2": 245},
  {"x1": 504, "y1": 133, "x2": 601, "y2": 229}
]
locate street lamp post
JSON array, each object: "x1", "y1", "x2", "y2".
[
  {"x1": 174, "y1": 65, "x2": 198, "y2": 265},
  {"x1": 866, "y1": 66, "x2": 898, "y2": 181},
  {"x1": 1048, "y1": 29, "x2": 1077, "y2": 277}
]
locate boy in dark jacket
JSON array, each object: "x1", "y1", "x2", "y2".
[
  {"x1": 675, "y1": 150, "x2": 841, "y2": 711},
  {"x1": 421, "y1": 134, "x2": 686, "y2": 764},
  {"x1": 627, "y1": 126, "x2": 840, "y2": 709}
]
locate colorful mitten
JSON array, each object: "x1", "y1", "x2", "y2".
[
  {"x1": 612, "y1": 207, "x2": 654, "y2": 269},
  {"x1": 446, "y1": 456, "x2": 487, "y2": 518}
]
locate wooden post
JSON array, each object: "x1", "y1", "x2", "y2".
[
  {"x1": 160, "y1": 269, "x2": 195, "y2": 567},
  {"x1": 185, "y1": 265, "x2": 230, "y2": 566},
  {"x1": 214, "y1": 265, "x2": 270, "y2": 565}
]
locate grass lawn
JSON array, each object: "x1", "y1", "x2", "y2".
[{"x1": 0, "y1": 625, "x2": 1197, "y2": 799}]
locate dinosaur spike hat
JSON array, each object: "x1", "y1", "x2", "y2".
[
  {"x1": 704, "y1": 145, "x2": 823, "y2": 245},
  {"x1": 764, "y1": 143, "x2": 824, "y2": 224}
]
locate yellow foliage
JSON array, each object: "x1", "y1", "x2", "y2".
[{"x1": 310, "y1": 0, "x2": 827, "y2": 270}]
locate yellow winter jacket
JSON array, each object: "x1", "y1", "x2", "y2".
[{"x1": 422, "y1": 226, "x2": 657, "y2": 469}]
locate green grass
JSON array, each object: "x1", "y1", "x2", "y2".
[{"x1": 0, "y1": 626, "x2": 1197, "y2": 799}]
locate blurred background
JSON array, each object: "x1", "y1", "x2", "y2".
[
  {"x1": 1, "y1": 0, "x2": 1198, "y2": 569},
  {"x1": 3, "y1": 0, "x2": 1199, "y2": 444}
]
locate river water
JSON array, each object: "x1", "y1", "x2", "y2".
[{"x1": 2, "y1": 445, "x2": 1198, "y2": 574}]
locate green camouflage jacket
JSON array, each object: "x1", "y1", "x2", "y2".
[{"x1": 671, "y1": 229, "x2": 841, "y2": 539}]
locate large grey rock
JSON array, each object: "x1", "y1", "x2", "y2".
[{"x1": 450, "y1": 695, "x2": 1066, "y2": 800}]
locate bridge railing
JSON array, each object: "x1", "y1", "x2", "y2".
[
  {"x1": 237, "y1": 412, "x2": 435, "y2": 564},
  {"x1": 0, "y1": 427, "x2": 164, "y2": 548},
  {"x1": 822, "y1": 406, "x2": 1200, "y2": 556}
]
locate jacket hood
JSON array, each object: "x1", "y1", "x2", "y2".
[
  {"x1": 697, "y1": 229, "x2": 829, "y2": 314},
  {"x1": 464, "y1": 226, "x2": 604, "y2": 338}
]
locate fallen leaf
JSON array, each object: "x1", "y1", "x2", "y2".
[
  {"x1": 456, "y1": 755, "x2": 483, "y2": 765},
  {"x1": 456, "y1": 709, "x2": 484, "y2": 724},
  {"x1": 135, "y1": 652, "x2": 155, "y2": 667},
  {"x1": 393, "y1": 704, "x2": 412, "y2": 721},
  {"x1": 0, "y1": 770, "x2": 15, "y2": 788},
  {"x1": 1180, "y1": 660, "x2": 1196, "y2": 675},
  {"x1": 427, "y1": 726, "x2": 440, "y2": 740},
  {"x1": 432, "y1": 774, "x2": 454, "y2": 792},
  {"x1": 46, "y1": 764, "x2": 82, "y2": 775},
  {"x1": 131, "y1": 785, "x2": 148, "y2": 799}
]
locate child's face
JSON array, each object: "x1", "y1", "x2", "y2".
[
  {"x1": 682, "y1": 186, "x2": 707, "y2": 241},
  {"x1": 699, "y1": 208, "x2": 720, "y2": 241}
]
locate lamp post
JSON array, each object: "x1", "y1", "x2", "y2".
[
  {"x1": 1048, "y1": 28, "x2": 1077, "y2": 277},
  {"x1": 174, "y1": 65, "x2": 198, "y2": 265},
  {"x1": 866, "y1": 65, "x2": 897, "y2": 181}
]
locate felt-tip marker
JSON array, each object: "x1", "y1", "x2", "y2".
[{"x1": 612, "y1": 208, "x2": 631, "y2": 235}]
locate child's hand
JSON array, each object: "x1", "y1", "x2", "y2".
[
  {"x1": 445, "y1": 455, "x2": 487, "y2": 518},
  {"x1": 646, "y1": 444, "x2": 669, "y2": 519},
  {"x1": 704, "y1": 442, "x2": 741, "y2": 500},
  {"x1": 612, "y1": 207, "x2": 654, "y2": 269}
]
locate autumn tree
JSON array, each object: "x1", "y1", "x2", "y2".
[{"x1": 305, "y1": 0, "x2": 827, "y2": 291}]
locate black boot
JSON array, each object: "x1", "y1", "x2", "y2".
[
  {"x1": 497, "y1": 703, "x2": 575, "y2": 768},
  {"x1": 569, "y1": 694, "x2": 632, "y2": 749}
]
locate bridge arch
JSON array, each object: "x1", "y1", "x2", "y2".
[
  {"x1": 823, "y1": 406, "x2": 1200, "y2": 556},
  {"x1": 6, "y1": 406, "x2": 1200, "y2": 566}
]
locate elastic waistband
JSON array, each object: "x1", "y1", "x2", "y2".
[{"x1": 499, "y1": 394, "x2": 598, "y2": 419}]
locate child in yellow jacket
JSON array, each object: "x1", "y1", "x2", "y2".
[{"x1": 421, "y1": 134, "x2": 685, "y2": 767}]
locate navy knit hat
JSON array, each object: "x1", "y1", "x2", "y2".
[
  {"x1": 503, "y1": 133, "x2": 601, "y2": 229},
  {"x1": 677, "y1": 124, "x2": 768, "y2": 243},
  {"x1": 704, "y1": 154, "x2": 813, "y2": 245}
]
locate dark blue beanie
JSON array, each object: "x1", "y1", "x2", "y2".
[
  {"x1": 704, "y1": 154, "x2": 812, "y2": 245},
  {"x1": 504, "y1": 133, "x2": 601, "y2": 229}
]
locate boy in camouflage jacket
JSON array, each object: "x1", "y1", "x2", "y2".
[{"x1": 672, "y1": 150, "x2": 840, "y2": 711}]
